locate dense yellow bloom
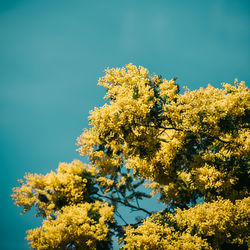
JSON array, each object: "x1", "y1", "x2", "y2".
[
  {"x1": 12, "y1": 160, "x2": 97, "y2": 216},
  {"x1": 123, "y1": 213, "x2": 211, "y2": 250},
  {"x1": 26, "y1": 202, "x2": 114, "y2": 250},
  {"x1": 12, "y1": 160, "x2": 115, "y2": 249},
  {"x1": 77, "y1": 64, "x2": 162, "y2": 174},
  {"x1": 175, "y1": 197, "x2": 250, "y2": 247},
  {"x1": 123, "y1": 197, "x2": 250, "y2": 249},
  {"x1": 12, "y1": 64, "x2": 249, "y2": 249},
  {"x1": 78, "y1": 64, "x2": 249, "y2": 207}
]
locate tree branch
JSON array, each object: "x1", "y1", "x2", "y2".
[
  {"x1": 95, "y1": 193, "x2": 152, "y2": 215},
  {"x1": 115, "y1": 210, "x2": 128, "y2": 225},
  {"x1": 136, "y1": 123, "x2": 230, "y2": 143}
]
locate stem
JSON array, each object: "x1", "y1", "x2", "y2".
[
  {"x1": 137, "y1": 123, "x2": 230, "y2": 143},
  {"x1": 96, "y1": 193, "x2": 152, "y2": 215},
  {"x1": 115, "y1": 210, "x2": 128, "y2": 225}
]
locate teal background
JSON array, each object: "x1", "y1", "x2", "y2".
[{"x1": 0, "y1": 0, "x2": 249, "y2": 249}]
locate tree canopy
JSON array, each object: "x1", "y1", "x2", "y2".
[{"x1": 12, "y1": 64, "x2": 250, "y2": 249}]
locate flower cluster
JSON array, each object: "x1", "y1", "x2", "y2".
[
  {"x1": 12, "y1": 160, "x2": 114, "y2": 249},
  {"x1": 12, "y1": 64, "x2": 249, "y2": 249},
  {"x1": 123, "y1": 197, "x2": 250, "y2": 249},
  {"x1": 26, "y1": 202, "x2": 114, "y2": 250}
]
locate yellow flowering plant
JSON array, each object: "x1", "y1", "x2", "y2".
[{"x1": 12, "y1": 64, "x2": 249, "y2": 249}]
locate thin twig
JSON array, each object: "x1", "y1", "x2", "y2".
[
  {"x1": 115, "y1": 210, "x2": 128, "y2": 225},
  {"x1": 96, "y1": 193, "x2": 152, "y2": 215}
]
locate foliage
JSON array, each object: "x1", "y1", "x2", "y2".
[
  {"x1": 12, "y1": 64, "x2": 249, "y2": 249},
  {"x1": 26, "y1": 202, "x2": 114, "y2": 250},
  {"x1": 124, "y1": 197, "x2": 250, "y2": 249}
]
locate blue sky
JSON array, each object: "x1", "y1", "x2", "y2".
[{"x1": 0, "y1": 0, "x2": 249, "y2": 249}]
